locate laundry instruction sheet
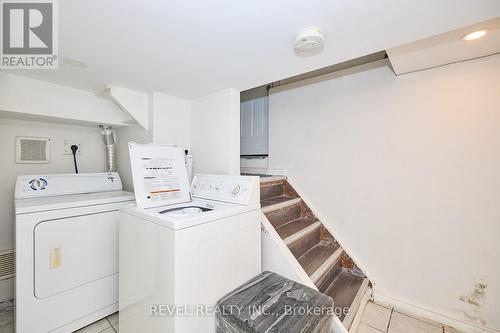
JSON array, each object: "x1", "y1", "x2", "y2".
[{"x1": 128, "y1": 142, "x2": 191, "y2": 208}]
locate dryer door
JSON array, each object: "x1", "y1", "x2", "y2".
[{"x1": 34, "y1": 211, "x2": 119, "y2": 298}]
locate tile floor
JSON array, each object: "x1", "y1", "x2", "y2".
[
  {"x1": 0, "y1": 299, "x2": 119, "y2": 333},
  {"x1": 357, "y1": 301, "x2": 458, "y2": 333},
  {"x1": 74, "y1": 313, "x2": 119, "y2": 333}
]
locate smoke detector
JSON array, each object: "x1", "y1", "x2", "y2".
[{"x1": 294, "y1": 27, "x2": 324, "y2": 57}]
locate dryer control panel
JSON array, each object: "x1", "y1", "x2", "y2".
[
  {"x1": 15, "y1": 172, "x2": 123, "y2": 199},
  {"x1": 191, "y1": 174, "x2": 260, "y2": 205}
]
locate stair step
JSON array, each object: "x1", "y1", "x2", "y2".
[
  {"x1": 323, "y1": 271, "x2": 366, "y2": 322},
  {"x1": 297, "y1": 241, "x2": 341, "y2": 277},
  {"x1": 265, "y1": 202, "x2": 301, "y2": 228},
  {"x1": 257, "y1": 174, "x2": 371, "y2": 331},
  {"x1": 283, "y1": 220, "x2": 322, "y2": 245},
  {"x1": 288, "y1": 224, "x2": 335, "y2": 257},
  {"x1": 276, "y1": 216, "x2": 319, "y2": 240},
  {"x1": 260, "y1": 181, "x2": 284, "y2": 201},
  {"x1": 261, "y1": 196, "x2": 301, "y2": 213},
  {"x1": 288, "y1": 224, "x2": 321, "y2": 258},
  {"x1": 261, "y1": 195, "x2": 298, "y2": 208},
  {"x1": 310, "y1": 247, "x2": 344, "y2": 283},
  {"x1": 343, "y1": 278, "x2": 370, "y2": 330},
  {"x1": 317, "y1": 261, "x2": 343, "y2": 293}
]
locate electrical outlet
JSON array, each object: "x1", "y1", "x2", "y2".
[{"x1": 64, "y1": 140, "x2": 83, "y2": 155}]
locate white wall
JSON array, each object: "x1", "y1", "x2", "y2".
[
  {"x1": 116, "y1": 122, "x2": 153, "y2": 192},
  {"x1": 268, "y1": 55, "x2": 500, "y2": 332},
  {"x1": 116, "y1": 91, "x2": 191, "y2": 191},
  {"x1": 152, "y1": 91, "x2": 191, "y2": 150},
  {"x1": 0, "y1": 118, "x2": 107, "y2": 300},
  {"x1": 240, "y1": 156, "x2": 268, "y2": 175},
  {"x1": 117, "y1": 88, "x2": 241, "y2": 189},
  {"x1": 191, "y1": 89, "x2": 240, "y2": 175}
]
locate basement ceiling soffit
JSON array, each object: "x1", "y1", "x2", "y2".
[
  {"x1": 1, "y1": 1, "x2": 499, "y2": 98},
  {"x1": 387, "y1": 16, "x2": 500, "y2": 75}
]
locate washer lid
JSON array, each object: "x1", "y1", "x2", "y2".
[{"x1": 128, "y1": 142, "x2": 190, "y2": 208}]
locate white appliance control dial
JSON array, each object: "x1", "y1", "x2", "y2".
[
  {"x1": 29, "y1": 178, "x2": 48, "y2": 191},
  {"x1": 231, "y1": 185, "x2": 241, "y2": 195}
]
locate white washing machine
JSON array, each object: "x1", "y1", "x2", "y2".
[
  {"x1": 15, "y1": 172, "x2": 135, "y2": 333},
  {"x1": 119, "y1": 143, "x2": 262, "y2": 333}
]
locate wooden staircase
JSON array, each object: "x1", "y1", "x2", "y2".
[{"x1": 260, "y1": 176, "x2": 370, "y2": 330}]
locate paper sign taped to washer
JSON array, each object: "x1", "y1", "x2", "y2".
[{"x1": 128, "y1": 142, "x2": 191, "y2": 208}]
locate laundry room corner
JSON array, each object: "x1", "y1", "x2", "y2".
[
  {"x1": 2, "y1": 2, "x2": 500, "y2": 332},
  {"x1": 0, "y1": 73, "x2": 127, "y2": 303}
]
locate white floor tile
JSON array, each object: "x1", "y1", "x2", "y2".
[
  {"x1": 357, "y1": 322, "x2": 385, "y2": 333},
  {"x1": 74, "y1": 318, "x2": 111, "y2": 333},
  {"x1": 112, "y1": 323, "x2": 119, "y2": 332},
  {"x1": 361, "y1": 302, "x2": 392, "y2": 331},
  {"x1": 388, "y1": 312, "x2": 443, "y2": 333},
  {"x1": 107, "y1": 312, "x2": 119, "y2": 326}
]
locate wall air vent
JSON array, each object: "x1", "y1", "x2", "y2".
[
  {"x1": 15, "y1": 137, "x2": 50, "y2": 164},
  {"x1": 0, "y1": 249, "x2": 15, "y2": 280}
]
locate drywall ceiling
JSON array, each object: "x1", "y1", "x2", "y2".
[
  {"x1": 2, "y1": 0, "x2": 500, "y2": 99},
  {"x1": 388, "y1": 17, "x2": 500, "y2": 74}
]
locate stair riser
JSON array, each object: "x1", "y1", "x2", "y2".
[
  {"x1": 288, "y1": 228, "x2": 320, "y2": 259},
  {"x1": 280, "y1": 219, "x2": 321, "y2": 243},
  {"x1": 287, "y1": 224, "x2": 337, "y2": 259},
  {"x1": 325, "y1": 272, "x2": 365, "y2": 322},
  {"x1": 265, "y1": 204, "x2": 301, "y2": 228},
  {"x1": 316, "y1": 261, "x2": 342, "y2": 293},
  {"x1": 260, "y1": 182, "x2": 284, "y2": 201},
  {"x1": 341, "y1": 253, "x2": 356, "y2": 270},
  {"x1": 265, "y1": 201, "x2": 316, "y2": 228},
  {"x1": 342, "y1": 278, "x2": 370, "y2": 329},
  {"x1": 282, "y1": 181, "x2": 299, "y2": 198},
  {"x1": 319, "y1": 225, "x2": 335, "y2": 243}
]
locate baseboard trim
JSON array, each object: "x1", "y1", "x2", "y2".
[{"x1": 374, "y1": 288, "x2": 500, "y2": 333}]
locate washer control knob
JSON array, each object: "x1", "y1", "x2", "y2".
[
  {"x1": 231, "y1": 185, "x2": 241, "y2": 195},
  {"x1": 29, "y1": 178, "x2": 47, "y2": 191}
]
